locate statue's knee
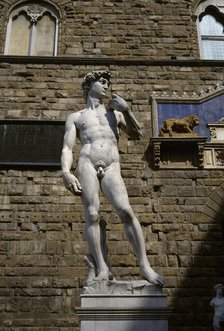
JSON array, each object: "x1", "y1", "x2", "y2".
[{"x1": 87, "y1": 207, "x2": 99, "y2": 224}]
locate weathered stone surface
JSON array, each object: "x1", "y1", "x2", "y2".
[
  {"x1": 83, "y1": 279, "x2": 162, "y2": 295},
  {"x1": 0, "y1": 1, "x2": 223, "y2": 329},
  {"x1": 0, "y1": 0, "x2": 202, "y2": 59}
]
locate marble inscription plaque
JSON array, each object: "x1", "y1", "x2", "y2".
[{"x1": 0, "y1": 120, "x2": 65, "y2": 166}]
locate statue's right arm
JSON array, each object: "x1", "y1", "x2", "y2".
[{"x1": 61, "y1": 114, "x2": 82, "y2": 195}]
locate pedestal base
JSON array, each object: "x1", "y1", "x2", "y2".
[{"x1": 76, "y1": 280, "x2": 171, "y2": 331}]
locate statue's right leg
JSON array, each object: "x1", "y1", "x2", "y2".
[{"x1": 77, "y1": 158, "x2": 109, "y2": 281}]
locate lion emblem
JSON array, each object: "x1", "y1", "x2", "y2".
[{"x1": 159, "y1": 115, "x2": 199, "y2": 137}]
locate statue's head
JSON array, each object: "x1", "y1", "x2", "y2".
[
  {"x1": 214, "y1": 283, "x2": 224, "y2": 295},
  {"x1": 82, "y1": 70, "x2": 111, "y2": 101}
]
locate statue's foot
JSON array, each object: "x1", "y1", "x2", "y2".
[
  {"x1": 140, "y1": 265, "x2": 164, "y2": 286},
  {"x1": 94, "y1": 269, "x2": 109, "y2": 281}
]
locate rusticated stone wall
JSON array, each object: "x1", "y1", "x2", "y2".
[
  {"x1": 0, "y1": 0, "x2": 199, "y2": 59},
  {"x1": 0, "y1": 59, "x2": 224, "y2": 331}
]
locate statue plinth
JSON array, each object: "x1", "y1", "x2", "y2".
[{"x1": 76, "y1": 280, "x2": 171, "y2": 331}]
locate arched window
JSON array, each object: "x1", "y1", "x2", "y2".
[
  {"x1": 196, "y1": 1, "x2": 224, "y2": 60},
  {"x1": 4, "y1": 2, "x2": 60, "y2": 56}
]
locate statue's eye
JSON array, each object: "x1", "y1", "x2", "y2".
[{"x1": 99, "y1": 78, "x2": 107, "y2": 84}]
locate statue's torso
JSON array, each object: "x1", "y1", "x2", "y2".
[
  {"x1": 75, "y1": 105, "x2": 120, "y2": 166},
  {"x1": 211, "y1": 297, "x2": 224, "y2": 317}
]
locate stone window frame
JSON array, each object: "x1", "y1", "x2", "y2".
[
  {"x1": 150, "y1": 84, "x2": 224, "y2": 169},
  {"x1": 4, "y1": 1, "x2": 60, "y2": 56},
  {"x1": 195, "y1": 0, "x2": 224, "y2": 60}
]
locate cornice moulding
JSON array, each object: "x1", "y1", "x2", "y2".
[{"x1": 0, "y1": 55, "x2": 224, "y2": 67}]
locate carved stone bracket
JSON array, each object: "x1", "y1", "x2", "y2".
[
  {"x1": 153, "y1": 141, "x2": 161, "y2": 168},
  {"x1": 197, "y1": 140, "x2": 206, "y2": 168},
  {"x1": 207, "y1": 122, "x2": 224, "y2": 142},
  {"x1": 150, "y1": 137, "x2": 207, "y2": 169},
  {"x1": 204, "y1": 123, "x2": 224, "y2": 168},
  {"x1": 27, "y1": 4, "x2": 45, "y2": 23}
]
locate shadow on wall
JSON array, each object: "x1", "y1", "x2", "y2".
[{"x1": 169, "y1": 182, "x2": 224, "y2": 331}]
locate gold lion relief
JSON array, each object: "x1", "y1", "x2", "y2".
[{"x1": 159, "y1": 115, "x2": 200, "y2": 137}]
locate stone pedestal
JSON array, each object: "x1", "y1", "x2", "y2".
[{"x1": 76, "y1": 280, "x2": 171, "y2": 331}]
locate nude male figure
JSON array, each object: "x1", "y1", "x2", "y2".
[
  {"x1": 61, "y1": 70, "x2": 164, "y2": 286},
  {"x1": 211, "y1": 284, "x2": 224, "y2": 331}
]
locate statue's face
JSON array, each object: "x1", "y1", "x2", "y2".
[
  {"x1": 89, "y1": 77, "x2": 109, "y2": 99},
  {"x1": 216, "y1": 286, "x2": 223, "y2": 295}
]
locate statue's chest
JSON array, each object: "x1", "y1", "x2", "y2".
[{"x1": 77, "y1": 109, "x2": 116, "y2": 130}]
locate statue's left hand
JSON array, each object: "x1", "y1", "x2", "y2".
[{"x1": 108, "y1": 94, "x2": 129, "y2": 112}]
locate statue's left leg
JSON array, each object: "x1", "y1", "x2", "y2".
[{"x1": 101, "y1": 163, "x2": 164, "y2": 286}]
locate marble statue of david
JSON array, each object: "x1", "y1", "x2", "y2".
[{"x1": 61, "y1": 71, "x2": 164, "y2": 286}]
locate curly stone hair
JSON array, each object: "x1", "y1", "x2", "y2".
[{"x1": 82, "y1": 70, "x2": 111, "y2": 101}]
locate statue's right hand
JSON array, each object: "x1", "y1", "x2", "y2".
[
  {"x1": 61, "y1": 172, "x2": 82, "y2": 196},
  {"x1": 108, "y1": 94, "x2": 129, "y2": 113}
]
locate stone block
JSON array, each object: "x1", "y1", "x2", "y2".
[{"x1": 77, "y1": 280, "x2": 171, "y2": 331}]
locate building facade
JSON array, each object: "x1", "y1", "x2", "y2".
[{"x1": 0, "y1": 0, "x2": 224, "y2": 330}]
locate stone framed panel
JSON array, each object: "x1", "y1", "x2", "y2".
[
  {"x1": 150, "y1": 84, "x2": 224, "y2": 169},
  {"x1": 204, "y1": 144, "x2": 224, "y2": 168},
  {"x1": 150, "y1": 137, "x2": 207, "y2": 169},
  {"x1": 151, "y1": 84, "x2": 224, "y2": 139},
  {"x1": 0, "y1": 119, "x2": 65, "y2": 167}
]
